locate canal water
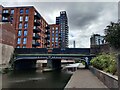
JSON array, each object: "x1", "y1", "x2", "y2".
[{"x1": 2, "y1": 69, "x2": 72, "y2": 89}]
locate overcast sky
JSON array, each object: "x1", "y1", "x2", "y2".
[{"x1": 1, "y1": 1, "x2": 118, "y2": 48}]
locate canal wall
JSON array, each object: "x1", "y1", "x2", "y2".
[
  {"x1": 0, "y1": 43, "x2": 14, "y2": 69},
  {"x1": 89, "y1": 66, "x2": 118, "y2": 88}
]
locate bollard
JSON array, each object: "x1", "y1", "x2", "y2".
[{"x1": 118, "y1": 54, "x2": 120, "y2": 90}]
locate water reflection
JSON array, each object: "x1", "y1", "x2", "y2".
[{"x1": 2, "y1": 69, "x2": 72, "y2": 89}]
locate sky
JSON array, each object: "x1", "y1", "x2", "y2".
[{"x1": 0, "y1": 1, "x2": 119, "y2": 48}]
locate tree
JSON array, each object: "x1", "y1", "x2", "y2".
[{"x1": 105, "y1": 22, "x2": 120, "y2": 49}]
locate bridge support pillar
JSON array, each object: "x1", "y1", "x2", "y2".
[
  {"x1": 52, "y1": 59, "x2": 61, "y2": 70},
  {"x1": 47, "y1": 59, "x2": 61, "y2": 70},
  {"x1": 47, "y1": 59, "x2": 52, "y2": 68}
]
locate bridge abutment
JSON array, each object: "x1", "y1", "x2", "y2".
[{"x1": 14, "y1": 59, "x2": 37, "y2": 70}]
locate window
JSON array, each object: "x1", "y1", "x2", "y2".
[
  {"x1": 52, "y1": 33, "x2": 54, "y2": 36},
  {"x1": 52, "y1": 30, "x2": 54, "y2": 33},
  {"x1": 18, "y1": 30, "x2": 22, "y2": 36},
  {"x1": 19, "y1": 16, "x2": 23, "y2": 22},
  {"x1": 24, "y1": 23, "x2": 28, "y2": 29},
  {"x1": 23, "y1": 38, "x2": 27, "y2": 44},
  {"x1": 20, "y1": 9, "x2": 24, "y2": 14},
  {"x1": 11, "y1": 9, "x2": 14, "y2": 14},
  {"x1": 26, "y1": 9, "x2": 29, "y2": 14},
  {"x1": 3, "y1": 10, "x2": 8, "y2": 13},
  {"x1": 52, "y1": 38, "x2": 54, "y2": 42},
  {"x1": 10, "y1": 16, "x2": 13, "y2": 22},
  {"x1": 56, "y1": 30, "x2": 58, "y2": 33},
  {"x1": 22, "y1": 46, "x2": 26, "y2": 48},
  {"x1": 19, "y1": 23, "x2": 22, "y2": 29},
  {"x1": 56, "y1": 33, "x2": 58, "y2": 37},
  {"x1": 17, "y1": 46, "x2": 20, "y2": 48},
  {"x1": 24, "y1": 30, "x2": 27, "y2": 36},
  {"x1": 55, "y1": 43, "x2": 58, "y2": 46},
  {"x1": 56, "y1": 27, "x2": 58, "y2": 30},
  {"x1": 17, "y1": 38, "x2": 21, "y2": 44},
  {"x1": 2, "y1": 17, "x2": 8, "y2": 20},
  {"x1": 25, "y1": 16, "x2": 29, "y2": 22},
  {"x1": 55, "y1": 38, "x2": 58, "y2": 42},
  {"x1": 52, "y1": 44, "x2": 54, "y2": 47},
  {"x1": 52, "y1": 27, "x2": 54, "y2": 30}
]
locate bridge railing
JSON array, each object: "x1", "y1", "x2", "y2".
[{"x1": 15, "y1": 48, "x2": 48, "y2": 54}]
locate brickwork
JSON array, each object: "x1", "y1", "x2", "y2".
[
  {"x1": 2, "y1": 6, "x2": 48, "y2": 48},
  {"x1": 0, "y1": 23, "x2": 15, "y2": 47},
  {"x1": 49, "y1": 24, "x2": 60, "y2": 48}
]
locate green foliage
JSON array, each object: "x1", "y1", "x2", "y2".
[
  {"x1": 90, "y1": 54, "x2": 117, "y2": 75},
  {"x1": 105, "y1": 22, "x2": 120, "y2": 49}
]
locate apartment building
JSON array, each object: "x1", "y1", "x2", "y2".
[
  {"x1": 2, "y1": 6, "x2": 50, "y2": 48},
  {"x1": 2, "y1": 6, "x2": 69, "y2": 49},
  {"x1": 56, "y1": 11, "x2": 69, "y2": 48},
  {"x1": 49, "y1": 24, "x2": 60, "y2": 48},
  {"x1": 90, "y1": 34, "x2": 105, "y2": 46}
]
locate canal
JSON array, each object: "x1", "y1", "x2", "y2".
[{"x1": 2, "y1": 69, "x2": 72, "y2": 89}]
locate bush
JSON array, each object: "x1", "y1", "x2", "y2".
[{"x1": 90, "y1": 54, "x2": 117, "y2": 75}]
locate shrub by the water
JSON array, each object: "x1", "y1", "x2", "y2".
[{"x1": 90, "y1": 54, "x2": 117, "y2": 75}]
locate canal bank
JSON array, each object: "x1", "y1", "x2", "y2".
[{"x1": 65, "y1": 69, "x2": 108, "y2": 89}]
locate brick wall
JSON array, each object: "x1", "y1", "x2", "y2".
[
  {"x1": 0, "y1": 5, "x2": 2, "y2": 22},
  {"x1": 0, "y1": 23, "x2": 15, "y2": 47}
]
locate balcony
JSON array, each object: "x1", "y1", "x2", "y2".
[
  {"x1": 47, "y1": 45, "x2": 50, "y2": 48},
  {"x1": 45, "y1": 30, "x2": 50, "y2": 34},
  {"x1": 2, "y1": 12, "x2": 10, "y2": 17},
  {"x1": 34, "y1": 13, "x2": 41, "y2": 19},
  {"x1": 32, "y1": 42, "x2": 40, "y2": 47},
  {"x1": 2, "y1": 19, "x2": 9, "y2": 22},
  {"x1": 45, "y1": 36, "x2": 50, "y2": 40},
  {"x1": 34, "y1": 20, "x2": 40, "y2": 26},
  {"x1": 33, "y1": 28, "x2": 40, "y2": 33},
  {"x1": 33, "y1": 33, "x2": 40, "y2": 40},
  {"x1": 45, "y1": 26, "x2": 50, "y2": 29}
]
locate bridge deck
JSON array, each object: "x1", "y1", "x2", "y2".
[
  {"x1": 65, "y1": 66, "x2": 108, "y2": 88},
  {"x1": 17, "y1": 54, "x2": 95, "y2": 57}
]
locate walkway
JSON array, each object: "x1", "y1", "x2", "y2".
[{"x1": 65, "y1": 67, "x2": 109, "y2": 89}]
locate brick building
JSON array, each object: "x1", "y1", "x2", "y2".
[
  {"x1": 0, "y1": 22, "x2": 16, "y2": 68},
  {"x1": 2, "y1": 6, "x2": 50, "y2": 48},
  {"x1": 0, "y1": 5, "x2": 2, "y2": 22},
  {"x1": 0, "y1": 23, "x2": 16, "y2": 47},
  {"x1": 49, "y1": 24, "x2": 60, "y2": 48},
  {"x1": 1, "y1": 6, "x2": 69, "y2": 49}
]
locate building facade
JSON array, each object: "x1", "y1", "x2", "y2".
[
  {"x1": 2, "y1": 6, "x2": 50, "y2": 48},
  {"x1": 0, "y1": 5, "x2": 2, "y2": 22},
  {"x1": 0, "y1": 22, "x2": 16, "y2": 68},
  {"x1": 90, "y1": 34, "x2": 105, "y2": 46},
  {"x1": 49, "y1": 24, "x2": 60, "y2": 48},
  {"x1": 1, "y1": 6, "x2": 69, "y2": 49},
  {"x1": 56, "y1": 11, "x2": 69, "y2": 48}
]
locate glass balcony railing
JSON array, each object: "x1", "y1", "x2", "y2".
[
  {"x1": 33, "y1": 27, "x2": 40, "y2": 33},
  {"x1": 33, "y1": 33, "x2": 40, "y2": 39},
  {"x1": 32, "y1": 42, "x2": 40, "y2": 47},
  {"x1": 34, "y1": 20, "x2": 40, "y2": 26},
  {"x1": 34, "y1": 13, "x2": 41, "y2": 19},
  {"x1": 2, "y1": 11, "x2": 10, "y2": 16},
  {"x1": 45, "y1": 26, "x2": 50, "y2": 29}
]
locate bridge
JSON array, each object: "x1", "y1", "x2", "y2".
[{"x1": 12, "y1": 48, "x2": 95, "y2": 70}]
